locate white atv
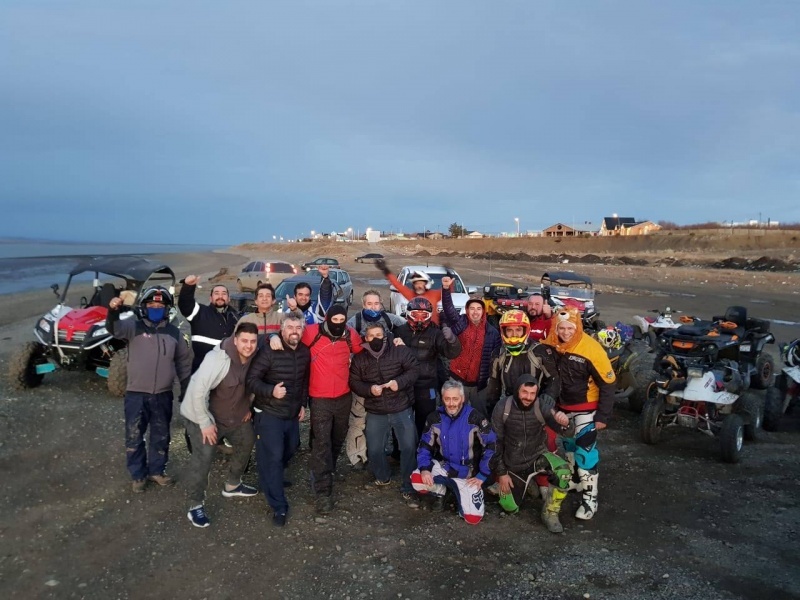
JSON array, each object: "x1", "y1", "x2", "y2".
[
  {"x1": 632, "y1": 306, "x2": 695, "y2": 350},
  {"x1": 763, "y1": 340, "x2": 800, "y2": 431}
]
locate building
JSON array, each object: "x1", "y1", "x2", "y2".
[
  {"x1": 465, "y1": 230, "x2": 485, "y2": 239},
  {"x1": 542, "y1": 223, "x2": 594, "y2": 237},
  {"x1": 599, "y1": 217, "x2": 637, "y2": 236},
  {"x1": 619, "y1": 220, "x2": 661, "y2": 235}
]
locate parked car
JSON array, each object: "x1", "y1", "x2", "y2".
[
  {"x1": 388, "y1": 265, "x2": 476, "y2": 316},
  {"x1": 355, "y1": 252, "x2": 384, "y2": 263},
  {"x1": 301, "y1": 257, "x2": 340, "y2": 272},
  {"x1": 236, "y1": 260, "x2": 297, "y2": 292},
  {"x1": 274, "y1": 270, "x2": 353, "y2": 312}
]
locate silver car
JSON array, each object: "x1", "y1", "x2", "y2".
[{"x1": 237, "y1": 260, "x2": 297, "y2": 292}]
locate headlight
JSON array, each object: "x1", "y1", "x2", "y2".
[
  {"x1": 92, "y1": 327, "x2": 109, "y2": 337},
  {"x1": 687, "y1": 367, "x2": 703, "y2": 379},
  {"x1": 38, "y1": 319, "x2": 51, "y2": 332}
]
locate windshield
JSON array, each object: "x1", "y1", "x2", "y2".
[
  {"x1": 424, "y1": 273, "x2": 465, "y2": 293},
  {"x1": 549, "y1": 285, "x2": 594, "y2": 300}
]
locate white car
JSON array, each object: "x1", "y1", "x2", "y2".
[{"x1": 388, "y1": 265, "x2": 476, "y2": 316}]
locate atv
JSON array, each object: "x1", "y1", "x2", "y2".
[
  {"x1": 640, "y1": 306, "x2": 775, "y2": 463},
  {"x1": 632, "y1": 306, "x2": 697, "y2": 349},
  {"x1": 763, "y1": 339, "x2": 800, "y2": 431},
  {"x1": 540, "y1": 271, "x2": 604, "y2": 332},
  {"x1": 594, "y1": 326, "x2": 657, "y2": 413},
  {"x1": 8, "y1": 257, "x2": 177, "y2": 397},
  {"x1": 481, "y1": 282, "x2": 530, "y2": 327}
]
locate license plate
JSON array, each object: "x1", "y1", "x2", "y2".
[{"x1": 739, "y1": 343, "x2": 751, "y2": 352}]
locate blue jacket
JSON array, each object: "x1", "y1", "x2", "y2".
[
  {"x1": 441, "y1": 288, "x2": 501, "y2": 390},
  {"x1": 417, "y1": 404, "x2": 496, "y2": 481}
]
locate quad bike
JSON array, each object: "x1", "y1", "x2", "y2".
[
  {"x1": 594, "y1": 326, "x2": 657, "y2": 413},
  {"x1": 640, "y1": 306, "x2": 775, "y2": 463},
  {"x1": 8, "y1": 257, "x2": 177, "y2": 397},
  {"x1": 764, "y1": 339, "x2": 800, "y2": 431},
  {"x1": 541, "y1": 271, "x2": 604, "y2": 332},
  {"x1": 481, "y1": 282, "x2": 529, "y2": 327},
  {"x1": 632, "y1": 306, "x2": 696, "y2": 349}
]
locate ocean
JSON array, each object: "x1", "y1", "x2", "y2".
[{"x1": 0, "y1": 240, "x2": 223, "y2": 295}]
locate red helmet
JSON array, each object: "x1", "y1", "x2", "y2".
[
  {"x1": 406, "y1": 297, "x2": 433, "y2": 331},
  {"x1": 499, "y1": 310, "x2": 530, "y2": 355}
]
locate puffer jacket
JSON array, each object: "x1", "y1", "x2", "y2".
[
  {"x1": 349, "y1": 341, "x2": 420, "y2": 415},
  {"x1": 246, "y1": 338, "x2": 310, "y2": 419},
  {"x1": 302, "y1": 322, "x2": 363, "y2": 398},
  {"x1": 394, "y1": 323, "x2": 462, "y2": 390},
  {"x1": 490, "y1": 374, "x2": 562, "y2": 476}
]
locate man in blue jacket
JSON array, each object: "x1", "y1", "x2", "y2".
[{"x1": 411, "y1": 379, "x2": 496, "y2": 524}]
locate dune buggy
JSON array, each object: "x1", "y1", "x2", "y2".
[
  {"x1": 640, "y1": 306, "x2": 775, "y2": 463},
  {"x1": 8, "y1": 257, "x2": 178, "y2": 397},
  {"x1": 540, "y1": 271, "x2": 604, "y2": 331}
]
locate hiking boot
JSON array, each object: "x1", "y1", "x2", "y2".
[
  {"x1": 273, "y1": 512, "x2": 287, "y2": 527},
  {"x1": 222, "y1": 482, "x2": 258, "y2": 498},
  {"x1": 187, "y1": 505, "x2": 210, "y2": 528},
  {"x1": 540, "y1": 487, "x2": 567, "y2": 534},
  {"x1": 132, "y1": 479, "x2": 146, "y2": 493},
  {"x1": 402, "y1": 492, "x2": 420, "y2": 509},
  {"x1": 431, "y1": 495, "x2": 446, "y2": 512},
  {"x1": 147, "y1": 474, "x2": 174, "y2": 487},
  {"x1": 316, "y1": 495, "x2": 334, "y2": 515}
]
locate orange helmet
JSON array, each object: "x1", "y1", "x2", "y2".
[{"x1": 499, "y1": 310, "x2": 530, "y2": 355}]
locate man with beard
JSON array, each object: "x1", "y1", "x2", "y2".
[
  {"x1": 284, "y1": 265, "x2": 339, "y2": 325},
  {"x1": 440, "y1": 276, "x2": 501, "y2": 419},
  {"x1": 526, "y1": 292, "x2": 553, "y2": 342},
  {"x1": 247, "y1": 316, "x2": 311, "y2": 527},
  {"x1": 181, "y1": 322, "x2": 260, "y2": 528},
  {"x1": 544, "y1": 308, "x2": 615, "y2": 521},
  {"x1": 179, "y1": 275, "x2": 240, "y2": 373}
]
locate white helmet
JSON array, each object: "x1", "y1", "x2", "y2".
[
  {"x1": 408, "y1": 271, "x2": 432, "y2": 290},
  {"x1": 782, "y1": 340, "x2": 800, "y2": 368}
]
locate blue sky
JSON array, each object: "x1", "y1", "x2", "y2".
[{"x1": 1, "y1": 1, "x2": 798, "y2": 244}]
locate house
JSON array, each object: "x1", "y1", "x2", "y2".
[
  {"x1": 465, "y1": 230, "x2": 485, "y2": 239},
  {"x1": 620, "y1": 220, "x2": 661, "y2": 236},
  {"x1": 542, "y1": 223, "x2": 594, "y2": 237},
  {"x1": 599, "y1": 216, "x2": 637, "y2": 236}
]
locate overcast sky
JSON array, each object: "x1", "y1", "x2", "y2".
[{"x1": 1, "y1": 1, "x2": 798, "y2": 244}]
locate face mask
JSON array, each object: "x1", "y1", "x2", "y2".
[
  {"x1": 146, "y1": 307, "x2": 166, "y2": 322},
  {"x1": 362, "y1": 309, "x2": 382, "y2": 322},
  {"x1": 297, "y1": 301, "x2": 311, "y2": 312},
  {"x1": 368, "y1": 337, "x2": 385, "y2": 352},
  {"x1": 328, "y1": 321, "x2": 346, "y2": 337}
]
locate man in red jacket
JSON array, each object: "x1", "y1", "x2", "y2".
[
  {"x1": 375, "y1": 259, "x2": 443, "y2": 325},
  {"x1": 301, "y1": 304, "x2": 363, "y2": 514}
]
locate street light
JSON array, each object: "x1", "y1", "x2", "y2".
[
  {"x1": 347, "y1": 227, "x2": 353, "y2": 241},
  {"x1": 514, "y1": 217, "x2": 520, "y2": 237}
]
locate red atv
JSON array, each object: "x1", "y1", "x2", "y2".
[{"x1": 8, "y1": 257, "x2": 177, "y2": 397}]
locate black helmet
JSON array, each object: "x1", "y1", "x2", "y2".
[{"x1": 135, "y1": 286, "x2": 173, "y2": 322}]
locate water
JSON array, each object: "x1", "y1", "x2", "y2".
[{"x1": 0, "y1": 240, "x2": 222, "y2": 295}]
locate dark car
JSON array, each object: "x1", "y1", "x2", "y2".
[
  {"x1": 355, "y1": 252, "x2": 384, "y2": 263},
  {"x1": 301, "y1": 257, "x2": 340, "y2": 272},
  {"x1": 274, "y1": 271, "x2": 353, "y2": 312}
]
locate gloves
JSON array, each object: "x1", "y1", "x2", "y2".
[
  {"x1": 537, "y1": 392, "x2": 556, "y2": 416},
  {"x1": 441, "y1": 325, "x2": 456, "y2": 343},
  {"x1": 375, "y1": 259, "x2": 391, "y2": 276},
  {"x1": 178, "y1": 378, "x2": 190, "y2": 403}
]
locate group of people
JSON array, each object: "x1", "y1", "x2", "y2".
[{"x1": 108, "y1": 259, "x2": 615, "y2": 533}]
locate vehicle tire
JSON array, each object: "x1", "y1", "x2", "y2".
[
  {"x1": 107, "y1": 348, "x2": 128, "y2": 398},
  {"x1": 719, "y1": 414, "x2": 744, "y2": 464},
  {"x1": 646, "y1": 329, "x2": 658, "y2": 350},
  {"x1": 594, "y1": 320, "x2": 606, "y2": 331},
  {"x1": 236, "y1": 279, "x2": 244, "y2": 292},
  {"x1": 763, "y1": 386, "x2": 784, "y2": 432},
  {"x1": 640, "y1": 389, "x2": 665, "y2": 444},
  {"x1": 751, "y1": 354, "x2": 775, "y2": 390},
  {"x1": 8, "y1": 341, "x2": 46, "y2": 390},
  {"x1": 628, "y1": 361, "x2": 659, "y2": 413},
  {"x1": 633, "y1": 325, "x2": 643, "y2": 340},
  {"x1": 737, "y1": 391, "x2": 763, "y2": 441}
]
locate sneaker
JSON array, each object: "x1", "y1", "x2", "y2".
[
  {"x1": 273, "y1": 512, "x2": 287, "y2": 527},
  {"x1": 187, "y1": 505, "x2": 210, "y2": 528},
  {"x1": 222, "y1": 483, "x2": 258, "y2": 498},
  {"x1": 375, "y1": 479, "x2": 391, "y2": 487},
  {"x1": 316, "y1": 495, "x2": 334, "y2": 515},
  {"x1": 132, "y1": 479, "x2": 146, "y2": 493},
  {"x1": 402, "y1": 492, "x2": 420, "y2": 509},
  {"x1": 147, "y1": 474, "x2": 174, "y2": 487}
]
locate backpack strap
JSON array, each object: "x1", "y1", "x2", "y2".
[
  {"x1": 355, "y1": 312, "x2": 363, "y2": 333},
  {"x1": 502, "y1": 394, "x2": 546, "y2": 426}
]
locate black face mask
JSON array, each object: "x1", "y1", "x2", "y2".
[
  {"x1": 368, "y1": 337, "x2": 385, "y2": 352},
  {"x1": 327, "y1": 321, "x2": 346, "y2": 337},
  {"x1": 297, "y1": 301, "x2": 311, "y2": 312}
]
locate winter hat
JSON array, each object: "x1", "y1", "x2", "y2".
[
  {"x1": 544, "y1": 306, "x2": 583, "y2": 354},
  {"x1": 326, "y1": 304, "x2": 348, "y2": 322}
]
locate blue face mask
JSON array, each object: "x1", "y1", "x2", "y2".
[
  {"x1": 146, "y1": 307, "x2": 166, "y2": 322},
  {"x1": 362, "y1": 309, "x2": 382, "y2": 322}
]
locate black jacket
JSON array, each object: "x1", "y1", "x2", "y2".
[
  {"x1": 246, "y1": 339, "x2": 310, "y2": 420},
  {"x1": 349, "y1": 342, "x2": 420, "y2": 415},
  {"x1": 178, "y1": 283, "x2": 239, "y2": 372},
  {"x1": 486, "y1": 341, "x2": 560, "y2": 408},
  {"x1": 394, "y1": 324, "x2": 462, "y2": 390}
]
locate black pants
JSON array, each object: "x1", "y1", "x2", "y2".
[
  {"x1": 413, "y1": 386, "x2": 439, "y2": 438},
  {"x1": 309, "y1": 394, "x2": 351, "y2": 496}
]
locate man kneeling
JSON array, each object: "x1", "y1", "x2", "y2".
[
  {"x1": 411, "y1": 380, "x2": 496, "y2": 524},
  {"x1": 490, "y1": 374, "x2": 572, "y2": 533}
]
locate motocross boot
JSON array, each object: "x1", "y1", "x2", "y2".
[
  {"x1": 540, "y1": 486, "x2": 567, "y2": 534},
  {"x1": 574, "y1": 468, "x2": 598, "y2": 520}
]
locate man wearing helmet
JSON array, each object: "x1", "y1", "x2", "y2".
[
  {"x1": 544, "y1": 307, "x2": 615, "y2": 521},
  {"x1": 440, "y1": 276, "x2": 501, "y2": 418},
  {"x1": 394, "y1": 297, "x2": 462, "y2": 436},
  {"x1": 374, "y1": 259, "x2": 443, "y2": 325},
  {"x1": 108, "y1": 287, "x2": 192, "y2": 493}
]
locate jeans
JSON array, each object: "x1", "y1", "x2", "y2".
[
  {"x1": 124, "y1": 391, "x2": 173, "y2": 480},
  {"x1": 309, "y1": 394, "x2": 351, "y2": 496},
  {"x1": 365, "y1": 407, "x2": 417, "y2": 493},
  {"x1": 183, "y1": 419, "x2": 255, "y2": 505},
  {"x1": 254, "y1": 411, "x2": 299, "y2": 513}
]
